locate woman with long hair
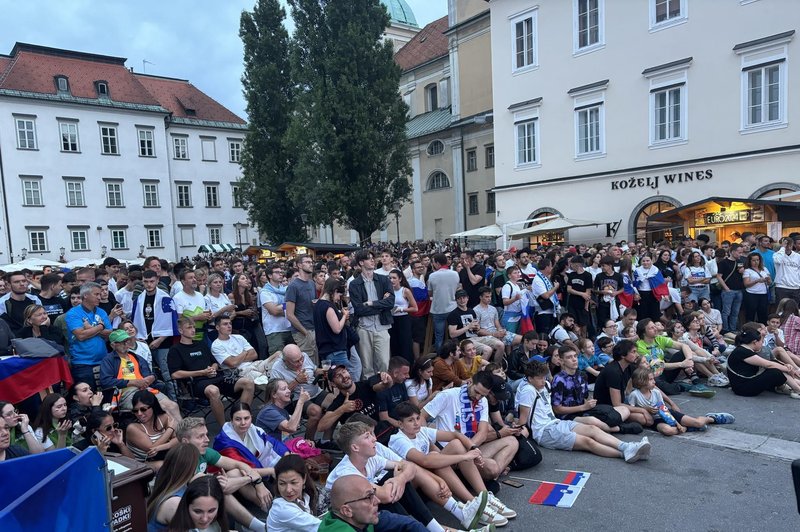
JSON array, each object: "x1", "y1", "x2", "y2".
[
  {"x1": 742, "y1": 252, "x2": 771, "y2": 323},
  {"x1": 405, "y1": 356, "x2": 438, "y2": 409},
  {"x1": 778, "y1": 298, "x2": 800, "y2": 354},
  {"x1": 126, "y1": 389, "x2": 177, "y2": 471},
  {"x1": 653, "y1": 249, "x2": 679, "y2": 288},
  {"x1": 213, "y1": 401, "x2": 286, "y2": 476},
  {"x1": 147, "y1": 443, "x2": 201, "y2": 532},
  {"x1": 681, "y1": 251, "x2": 711, "y2": 303},
  {"x1": 0, "y1": 401, "x2": 44, "y2": 453},
  {"x1": 66, "y1": 381, "x2": 105, "y2": 432},
  {"x1": 266, "y1": 454, "x2": 325, "y2": 531},
  {"x1": 168, "y1": 475, "x2": 229, "y2": 532},
  {"x1": 72, "y1": 410, "x2": 135, "y2": 458},
  {"x1": 388, "y1": 269, "x2": 417, "y2": 363},
  {"x1": 727, "y1": 326, "x2": 800, "y2": 398},
  {"x1": 230, "y1": 273, "x2": 258, "y2": 340},
  {"x1": 255, "y1": 379, "x2": 308, "y2": 441},
  {"x1": 632, "y1": 254, "x2": 661, "y2": 321},
  {"x1": 312, "y1": 277, "x2": 350, "y2": 368},
  {"x1": 31, "y1": 393, "x2": 72, "y2": 450}
]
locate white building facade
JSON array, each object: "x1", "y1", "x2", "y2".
[
  {"x1": 0, "y1": 43, "x2": 247, "y2": 263},
  {"x1": 490, "y1": 0, "x2": 800, "y2": 245}
]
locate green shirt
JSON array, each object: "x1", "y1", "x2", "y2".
[
  {"x1": 197, "y1": 448, "x2": 221, "y2": 474},
  {"x1": 635, "y1": 336, "x2": 673, "y2": 362}
]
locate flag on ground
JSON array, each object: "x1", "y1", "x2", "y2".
[
  {"x1": 559, "y1": 470, "x2": 591, "y2": 488},
  {"x1": 529, "y1": 482, "x2": 583, "y2": 508}
]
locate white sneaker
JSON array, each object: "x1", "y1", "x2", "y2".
[
  {"x1": 639, "y1": 436, "x2": 652, "y2": 461},
  {"x1": 460, "y1": 492, "x2": 489, "y2": 530},
  {"x1": 623, "y1": 440, "x2": 650, "y2": 463},
  {"x1": 479, "y1": 505, "x2": 508, "y2": 527},
  {"x1": 487, "y1": 492, "x2": 516, "y2": 519}
]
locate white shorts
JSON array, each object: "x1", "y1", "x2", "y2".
[{"x1": 537, "y1": 420, "x2": 577, "y2": 451}]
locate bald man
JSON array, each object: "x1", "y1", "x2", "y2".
[{"x1": 318, "y1": 475, "x2": 426, "y2": 532}]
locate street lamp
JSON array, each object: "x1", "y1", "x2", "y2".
[
  {"x1": 101, "y1": 245, "x2": 107, "y2": 258},
  {"x1": 59, "y1": 247, "x2": 66, "y2": 263},
  {"x1": 392, "y1": 201, "x2": 401, "y2": 244},
  {"x1": 20, "y1": 248, "x2": 27, "y2": 260},
  {"x1": 138, "y1": 244, "x2": 145, "y2": 258},
  {"x1": 234, "y1": 222, "x2": 244, "y2": 247}
]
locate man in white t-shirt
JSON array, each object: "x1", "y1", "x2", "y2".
[
  {"x1": 172, "y1": 269, "x2": 211, "y2": 342},
  {"x1": 389, "y1": 401, "x2": 512, "y2": 529},
  {"x1": 211, "y1": 316, "x2": 272, "y2": 383},
  {"x1": 258, "y1": 264, "x2": 294, "y2": 354},
  {"x1": 423, "y1": 371, "x2": 519, "y2": 490},
  {"x1": 549, "y1": 312, "x2": 580, "y2": 350}
]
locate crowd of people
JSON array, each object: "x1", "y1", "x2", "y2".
[{"x1": 1, "y1": 229, "x2": 799, "y2": 530}]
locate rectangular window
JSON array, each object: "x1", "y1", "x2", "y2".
[
  {"x1": 143, "y1": 183, "x2": 160, "y2": 207},
  {"x1": 65, "y1": 181, "x2": 85, "y2": 207},
  {"x1": 177, "y1": 184, "x2": 192, "y2": 207},
  {"x1": 229, "y1": 140, "x2": 242, "y2": 163},
  {"x1": 652, "y1": 85, "x2": 683, "y2": 142},
  {"x1": 485, "y1": 145, "x2": 494, "y2": 168},
  {"x1": 138, "y1": 129, "x2": 155, "y2": 157},
  {"x1": 466, "y1": 149, "x2": 477, "y2": 172},
  {"x1": 110, "y1": 229, "x2": 127, "y2": 250},
  {"x1": 100, "y1": 125, "x2": 118, "y2": 155},
  {"x1": 106, "y1": 182, "x2": 124, "y2": 207},
  {"x1": 16, "y1": 118, "x2": 36, "y2": 149},
  {"x1": 201, "y1": 138, "x2": 216, "y2": 161},
  {"x1": 209, "y1": 227, "x2": 221, "y2": 245},
  {"x1": 59, "y1": 122, "x2": 79, "y2": 152},
  {"x1": 512, "y1": 11, "x2": 537, "y2": 71},
  {"x1": 746, "y1": 64, "x2": 782, "y2": 126},
  {"x1": 22, "y1": 179, "x2": 43, "y2": 206},
  {"x1": 651, "y1": 0, "x2": 686, "y2": 29},
  {"x1": 575, "y1": 0, "x2": 602, "y2": 50},
  {"x1": 180, "y1": 227, "x2": 195, "y2": 247},
  {"x1": 468, "y1": 194, "x2": 479, "y2": 215},
  {"x1": 147, "y1": 228, "x2": 162, "y2": 248},
  {"x1": 205, "y1": 185, "x2": 219, "y2": 207},
  {"x1": 515, "y1": 119, "x2": 537, "y2": 166},
  {"x1": 173, "y1": 137, "x2": 188, "y2": 159},
  {"x1": 486, "y1": 191, "x2": 496, "y2": 213},
  {"x1": 29, "y1": 230, "x2": 47, "y2": 252},
  {"x1": 232, "y1": 185, "x2": 243, "y2": 208},
  {"x1": 71, "y1": 230, "x2": 88, "y2": 251},
  {"x1": 576, "y1": 104, "x2": 602, "y2": 156}
]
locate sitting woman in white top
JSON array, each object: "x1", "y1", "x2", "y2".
[
  {"x1": 267, "y1": 454, "x2": 328, "y2": 531},
  {"x1": 212, "y1": 402, "x2": 286, "y2": 478},
  {"x1": 405, "y1": 357, "x2": 439, "y2": 410},
  {"x1": 515, "y1": 361, "x2": 652, "y2": 463}
]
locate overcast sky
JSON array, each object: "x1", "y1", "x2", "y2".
[{"x1": 0, "y1": 0, "x2": 447, "y2": 120}]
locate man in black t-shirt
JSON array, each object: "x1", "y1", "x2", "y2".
[
  {"x1": 593, "y1": 257, "x2": 624, "y2": 328},
  {"x1": 376, "y1": 357, "x2": 411, "y2": 424},
  {"x1": 317, "y1": 365, "x2": 392, "y2": 432},
  {"x1": 716, "y1": 243, "x2": 746, "y2": 333},
  {"x1": 458, "y1": 250, "x2": 486, "y2": 308},
  {"x1": 37, "y1": 273, "x2": 68, "y2": 320},
  {"x1": 566, "y1": 256, "x2": 594, "y2": 336},
  {"x1": 447, "y1": 290, "x2": 492, "y2": 358},
  {"x1": 168, "y1": 317, "x2": 254, "y2": 427},
  {"x1": 594, "y1": 340, "x2": 653, "y2": 427},
  {"x1": 0, "y1": 271, "x2": 42, "y2": 334}
]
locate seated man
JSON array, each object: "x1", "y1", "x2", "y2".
[
  {"x1": 431, "y1": 340, "x2": 470, "y2": 392},
  {"x1": 550, "y1": 345, "x2": 638, "y2": 433},
  {"x1": 390, "y1": 401, "x2": 507, "y2": 530},
  {"x1": 472, "y1": 287, "x2": 516, "y2": 362},
  {"x1": 376, "y1": 357, "x2": 412, "y2": 433},
  {"x1": 269, "y1": 344, "x2": 331, "y2": 441},
  {"x1": 423, "y1": 370, "x2": 520, "y2": 501},
  {"x1": 548, "y1": 312, "x2": 580, "y2": 350},
  {"x1": 594, "y1": 340, "x2": 655, "y2": 427},
  {"x1": 176, "y1": 417, "x2": 270, "y2": 532},
  {"x1": 319, "y1": 474, "x2": 427, "y2": 532},
  {"x1": 447, "y1": 290, "x2": 494, "y2": 359},
  {"x1": 507, "y1": 331, "x2": 538, "y2": 391},
  {"x1": 168, "y1": 317, "x2": 254, "y2": 427},
  {"x1": 99, "y1": 329, "x2": 181, "y2": 421},
  {"x1": 317, "y1": 365, "x2": 392, "y2": 434},
  {"x1": 516, "y1": 361, "x2": 652, "y2": 463},
  {"x1": 211, "y1": 316, "x2": 271, "y2": 382}
]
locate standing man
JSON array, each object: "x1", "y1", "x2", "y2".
[
  {"x1": 103, "y1": 257, "x2": 122, "y2": 295},
  {"x1": 65, "y1": 282, "x2": 112, "y2": 387},
  {"x1": 407, "y1": 260, "x2": 430, "y2": 360},
  {"x1": 173, "y1": 269, "x2": 211, "y2": 342},
  {"x1": 350, "y1": 250, "x2": 395, "y2": 377},
  {"x1": 259, "y1": 264, "x2": 294, "y2": 354},
  {"x1": 716, "y1": 243, "x2": 746, "y2": 333},
  {"x1": 132, "y1": 270, "x2": 178, "y2": 399},
  {"x1": 35, "y1": 273, "x2": 66, "y2": 321},
  {"x1": 375, "y1": 251, "x2": 395, "y2": 277},
  {"x1": 428, "y1": 253, "x2": 459, "y2": 350},
  {"x1": 459, "y1": 250, "x2": 486, "y2": 308},
  {"x1": 285, "y1": 254, "x2": 318, "y2": 365},
  {"x1": 774, "y1": 236, "x2": 800, "y2": 305},
  {"x1": 531, "y1": 258, "x2": 560, "y2": 335},
  {"x1": 0, "y1": 271, "x2": 42, "y2": 333}
]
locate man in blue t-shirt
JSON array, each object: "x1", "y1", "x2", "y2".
[{"x1": 65, "y1": 282, "x2": 112, "y2": 388}]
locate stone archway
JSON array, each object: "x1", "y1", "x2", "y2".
[
  {"x1": 749, "y1": 182, "x2": 800, "y2": 200},
  {"x1": 525, "y1": 207, "x2": 566, "y2": 245},
  {"x1": 627, "y1": 195, "x2": 682, "y2": 243}
]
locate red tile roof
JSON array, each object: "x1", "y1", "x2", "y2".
[
  {"x1": 394, "y1": 16, "x2": 449, "y2": 72},
  {"x1": 0, "y1": 44, "x2": 160, "y2": 106},
  {"x1": 135, "y1": 74, "x2": 245, "y2": 124}
]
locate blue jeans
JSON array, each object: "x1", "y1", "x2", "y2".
[
  {"x1": 721, "y1": 289, "x2": 743, "y2": 332},
  {"x1": 432, "y1": 313, "x2": 449, "y2": 351},
  {"x1": 153, "y1": 347, "x2": 177, "y2": 400},
  {"x1": 688, "y1": 285, "x2": 710, "y2": 303},
  {"x1": 322, "y1": 349, "x2": 362, "y2": 382}
]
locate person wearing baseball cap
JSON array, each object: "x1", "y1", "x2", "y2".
[
  {"x1": 317, "y1": 365, "x2": 393, "y2": 434},
  {"x1": 99, "y1": 328, "x2": 181, "y2": 420}
]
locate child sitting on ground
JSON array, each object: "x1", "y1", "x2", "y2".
[
  {"x1": 516, "y1": 360, "x2": 652, "y2": 463},
  {"x1": 577, "y1": 338, "x2": 604, "y2": 382},
  {"x1": 627, "y1": 367, "x2": 734, "y2": 436}
]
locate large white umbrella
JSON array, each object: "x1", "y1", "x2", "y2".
[
  {"x1": 0, "y1": 257, "x2": 64, "y2": 270},
  {"x1": 510, "y1": 217, "x2": 608, "y2": 238},
  {"x1": 450, "y1": 224, "x2": 504, "y2": 238}
]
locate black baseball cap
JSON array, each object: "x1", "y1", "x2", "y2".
[
  {"x1": 455, "y1": 289, "x2": 468, "y2": 299},
  {"x1": 491, "y1": 375, "x2": 511, "y2": 401}
]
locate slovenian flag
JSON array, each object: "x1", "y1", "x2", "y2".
[
  {"x1": 560, "y1": 470, "x2": 591, "y2": 488},
  {"x1": 529, "y1": 482, "x2": 583, "y2": 508},
  {"x1": 648, "y1": 269, "x2": 671, "y2": 300},
  {"x1": 618, "y1": 272, "x2": 636, "y2": 309}
]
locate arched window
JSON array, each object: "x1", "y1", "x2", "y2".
[
  {"x1": 635, "y1": 200, "x2": 678, "y2": 242},
  {"x1": 758, "y1": 187, "x2": 800, "y2": 202},
  {"x1": 427, "y1": 140, "x2": 444, "y2": 156},
  {"x1": 426, "y1": 171, "x2": 450, "y2": 191},
  {"x1": 524, "y1": 210, "x2": 563, "y2": 245}
]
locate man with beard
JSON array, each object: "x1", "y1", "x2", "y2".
[
  {"x1": 317, "y1": 365, "x2": 393, "y2": 433},
  {"x1": 549, "y1": 312, "x2": 580, "y2": 350}
]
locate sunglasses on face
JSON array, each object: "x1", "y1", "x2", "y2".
[
  {"x1": 101, "y1": 422, "x2": 120, "y2": 432},
  {"x1": 133, "y1": 406, "x2": 152, "y2": 414}
]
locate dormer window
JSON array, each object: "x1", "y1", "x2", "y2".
[
  {"x1": 95, "y1": 81, "x2": 109, "y2": 98},
  {"x1": 55, "y1": 76, "x2": 69, "y2": 93}
]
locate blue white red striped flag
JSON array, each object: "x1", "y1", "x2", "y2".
[{"x1": 529, "y1": 482, "x2": 583, "y2": 508}]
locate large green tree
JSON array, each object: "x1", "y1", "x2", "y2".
[
  {"x1": 239, "y1": 0, "x2": 306, "y2": 244},
  {"x1": 287, "y1": 0, "x2": 412, "y2": 243}
]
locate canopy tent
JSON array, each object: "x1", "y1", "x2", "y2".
[
  {"x1": 450, "y1": 224, "x2": 504, "y2": 238},
  {"x1": 198, "y1": 243, "x2": 237, "y2": 253},
  {"x1": 0, "y1": 257, "x2": 64, "y2": 270},
  {"x1": 64, "y1": 257, "x2": 143, "y2": 269},
  {"x1": 509, "y1": 217, "x2": 609, "y2": 238}
]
